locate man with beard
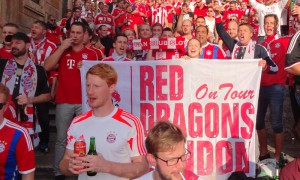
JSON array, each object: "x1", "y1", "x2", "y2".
[
  {"x1": 46, "y1": 15, "x2": 62, "y2": 46},
  {"x1": 60, "y1": 63, "x2": 148, "y2": 179},
  {"x1": 102, "y1": 34, "x2": 132, "y2": 61},
  {"x1": 0, "y1": 23, "x2": 18, "y2": 59},
  {"x1": 134, "y1": 121, "x2": 192, "y2": 180},
  {"x1": 29, "y1": 20, "x2": 57, "y2": 153},
  {"x1": 44, "y1": 22, "x2": 98, "y2": 180},
  {"x1": 0, "y1": 32, "x2": 51, "y2": 143}
]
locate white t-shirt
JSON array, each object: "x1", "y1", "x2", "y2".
[
  {"x1": 249, "y1": 0, "x2": 288, "y2": 36},
  {"x1": 66, "y1": 107, "x2": 147, "y2": 180}
]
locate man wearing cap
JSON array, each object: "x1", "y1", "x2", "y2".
[{"x1": 0, "y1": 32, "x2": 51, "y2": 140}]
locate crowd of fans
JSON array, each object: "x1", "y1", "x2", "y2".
[{"x1": 1, "y1": 0, "x2": 300, "y2": 179}]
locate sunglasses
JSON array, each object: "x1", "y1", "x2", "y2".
[
  {"x1": 230, "y1": 18, "x2": 237, "y2": 21},
  {"x1": 50, "y1": 19, "x2": 56, "y2": 22},
  {"x1": 0, "y1": 103, "x2": 6, "y2": 110}
]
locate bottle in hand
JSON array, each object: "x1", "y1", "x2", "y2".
[{"x1": 87, "y1": 136, "x2": 97, "y2": 176}]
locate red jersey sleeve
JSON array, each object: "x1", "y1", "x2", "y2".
[{"x1": 16, "y1": 131, "x2": 35, "y2": 174}]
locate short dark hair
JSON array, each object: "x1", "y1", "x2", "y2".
[
  {"x1": 86, "y1": 26, "x2": 93, "y2": 36},
  {"x1": 70, "y1": 22, "x2": 87, "y2": 32},
  {"x1": 264, "y1": 14, "x2": 279, "y2": 26},
  {"x1": 11, "y1": 32, "x2": 30, "y2": 43},
  {"x1": 33, "y1": 20, "x2": 47, "y2": 29},
  {"x1": 162, "y1": 27, "x2": 172, "y2": 33},
  {"x1": 238, "y1": 23, "x2": 254, "y2": 33},
  {"x1": 196, "y1": 25, "x2": 209, "y2": 34},
  {"x1": 73, "y1": 7, "x2": 81, "y2": 12},
  {"x1": 113, "y1": 34, "x2": 128, "y2": 43},
  {"x1": 99, "y1": 25, "x2": 107, "y2": 30},
  {"x1": 151, "y1": 22, "x2": 163, "y2": 30},
  {"x1": 91, "y1": 34, "x2": 99, "y2": 43}
]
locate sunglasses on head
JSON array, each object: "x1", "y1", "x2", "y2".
[{"x1": 0, "y1": 103, "x2": 6, "y2": 110}]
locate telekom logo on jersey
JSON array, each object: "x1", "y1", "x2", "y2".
[{"x1": 67, "y1": 59, "x2": 76, "y2": 69}]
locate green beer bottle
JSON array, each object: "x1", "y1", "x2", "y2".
[{"x1": 87, "y1": 137, "x2": 97, "y2": 176}]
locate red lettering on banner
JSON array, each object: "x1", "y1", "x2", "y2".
[
  {"x1": 235, "y1": 142, "x2": 249, "y2": 172},
  {"x1": 140, "y1": 65, "x2": 184, "y2": 101},
  {"x1": 156, "y1": 103, "x2": 170, "y2": 121},
  {"x1": 140, "y1": 103, "x2": 154, "y2": 136},
  {"x1": 205, "y1": 103, "x2": 219, "y2": 138},
  {"x1": 140, "y1": 66, "x2": 154, "y2": 101},
  {"x1": 156, "y1": 65, "x2": 168, "y2": 100},
  {"x1": 197, "y1": 141, "x2": 213, "y2": 175},
  {"x1": 188, "y1": 103, "x2": 203, "y2": 138},
  {"x1": 241, "y1": 103, "x2": 254, "y2": 139},
  {"x1": 195, "y1": 84, "x2": 218, "y2": 100},
  {"x1": 189, "y1": 140, "x2": 249, "y2": 175},
  {"x1": 170, "y1": 65, "x2": 183, "y2": 100},
  {"x1": 216, "y1": 141, "x2": 233, "y2": 174},
  {"x1": 195, "y1": 83, "x2": 255, "y2": 101},
  {"x1": 219, "y1": 83, "x2": 255, "y2": 101},
  {"x1": 221, "y1": 103, "x2": 239, "y2": 138},
  {"x1": 173, "y1": 103, "x2": 187, "y2": 134}
]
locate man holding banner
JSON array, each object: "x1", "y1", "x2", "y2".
[
  {"x1": 60, "y1": 63, "x2": 148, "y2": 180},
  {"x1": 215, "y1": 8, "x2": 278, "y2": 72}
]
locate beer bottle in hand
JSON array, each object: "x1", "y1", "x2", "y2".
[{"x1": 87, "y1": 136, "x2": 97, "y2": 176}]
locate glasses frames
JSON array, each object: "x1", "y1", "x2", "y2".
[{"x1": 154, "y1": 149, "x2": 191, "y2": 166}]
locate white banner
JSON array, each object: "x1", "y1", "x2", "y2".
[{"x1": 80, "y1": 60, "x2": 262, "y2": 179}]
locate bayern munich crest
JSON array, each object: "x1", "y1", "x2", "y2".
[
  {"x1": 4, "y1": 63, "x2": 16, "y2": 76},
  {"x1": 82, "y1": 53, "x2": 88, "y2": 59},
  {"x1": 275, "y1": 43, "x2": 281, "y2": 48},
  {"x1": 106, "y1": 132, "x2": 117, "y2": 143},
  {"x1": 23, "y1": 76, "x2": 33, "y2": 89},
  {"x1": 0, "y1": 140, "x2": 7, "y2": 153},
  {"x1": 206, "y1": 50, "x2": 212, "y2": 56}
]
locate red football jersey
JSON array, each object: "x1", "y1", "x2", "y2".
[
  {"x1": 0, "y1": 46, "x2": 13, "y2": 60},
  {"x1": 260, "y1": 36, "x2": 290, "y2": 86},
  {"x1": 46, "y1": 26, "x2": 62, "y2": 45},
  {"x1": 56, "y1": 47, "x2": 98, "y2": 104},
  {"x1": 29, "y1": 38, "x2": 57, "y2": 65},
  {"x1": 199, "y1": 43, "x2": 226, "y2": 59},
  {"x1": 0, "y1": 119, "x2": 35, "y2": 180}
]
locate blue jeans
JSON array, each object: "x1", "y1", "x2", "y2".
[{"x1": 256, "y1": 84, "x2": 285, "y2": 133}]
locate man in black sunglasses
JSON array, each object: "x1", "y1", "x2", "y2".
[
  {"x1": 0, "y1": 83, "x2": 35, "y2": 179},
  {"x1": 135, "y1": 121, "x2": 197, "y2": 180}
]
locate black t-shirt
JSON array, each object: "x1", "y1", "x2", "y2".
[{"x1": 0, "y1": 59, "x2": 51, "y2": 102}]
